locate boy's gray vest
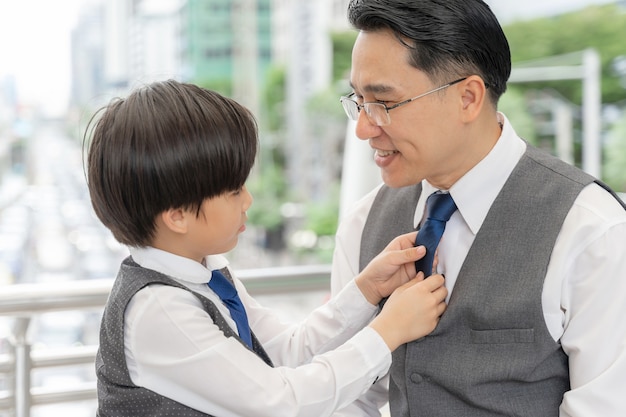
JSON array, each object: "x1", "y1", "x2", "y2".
[
  {"x1": 96, "y1": 257, "x2": 273, "y2": 417},
  {"x1": 359, "y1": 145, "x2": 625, "y2": 417}
]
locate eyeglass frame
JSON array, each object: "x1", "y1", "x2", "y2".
[{"x1": 340, "y1": 77, "x2": 468, "y2": 126}]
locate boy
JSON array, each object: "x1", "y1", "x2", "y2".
[{"x1": 86, "y1": 80, "x2": 447, "y2": 417}]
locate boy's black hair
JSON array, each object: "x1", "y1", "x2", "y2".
[
  {"x1": 85, "y1": 80, "x2": 258, "y2": 247},
  {"x1": 347, "y1": 0, "x2": 511, "y2": 104}
]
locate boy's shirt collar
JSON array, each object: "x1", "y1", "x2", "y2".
[{"x1": 128, "y1": 246, "x2": 229, "y2": 285}]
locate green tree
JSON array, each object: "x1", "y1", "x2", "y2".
[
  {"x1": 247, "y1": 65, "x2": 289, "y2": 234},
  {"x1": 259, "y1": 65, "x2": 287, "y2": 132},
  {"x1": 331, "y1": 31, "x2": 358, "y2": 82},
  {"x1": 504, "y1": 4, "x2": 626, "y2": 105},
  {"x1": 498, "y1": 87, "x2": 538, "y2": 145},
  {"x1": 604, "y1": 111, "x2": 626, "y2": 192},
  {"x1": 247, "y1": 156, "x2": 287, "y2": 231},
  {"x1": 194, "y1": 78, "x2": 233, "y2": 97}
]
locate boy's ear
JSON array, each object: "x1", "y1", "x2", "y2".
[{"x1": 159, "y1": 207, "x2": 188, "y2": 234}]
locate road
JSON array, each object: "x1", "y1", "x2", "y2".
[{"x1": 0, "y1": 121, "x2": 128, "y2": 416}]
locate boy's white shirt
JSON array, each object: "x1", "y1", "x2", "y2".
[{"x1": 123, "y1": 247, "x2": 391, "y2": 417}]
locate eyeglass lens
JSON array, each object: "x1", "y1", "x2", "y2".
[{"x1": 341, "y1": 99, "x2": 390, "y2": 126}]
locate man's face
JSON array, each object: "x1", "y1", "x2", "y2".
[{"x1": 349, "y1": 29, "x2": 470, "y2": 189}]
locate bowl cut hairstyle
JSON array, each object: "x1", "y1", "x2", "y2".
[
  {"x1": 86, "y1": 80, "x2": 258, "y2": 247},
  {"x1": 347, "y1": 0, "x2": 511, "y2": 105}
]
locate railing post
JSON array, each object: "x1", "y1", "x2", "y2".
[{"x1": 11, "y1": 317, "x2": 32, "y2": 417}]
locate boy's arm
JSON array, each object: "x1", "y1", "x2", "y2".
[
  {"x1": 332, "y1": 379, "x2": 390, "y2": 417},
  {"x1": 330, "y1": 194, "x2": 389, "y2": 417}
]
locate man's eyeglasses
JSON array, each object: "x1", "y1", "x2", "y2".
[{"x1": 340, "y1": 77, "x2": 467, "y2": 127}]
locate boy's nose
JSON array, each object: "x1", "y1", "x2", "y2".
[{"x1": 243, "y1": 186, "x2": 253, "y2": 210}]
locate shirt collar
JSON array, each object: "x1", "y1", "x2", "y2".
[
  {"x1": 415, "y1": 112, "x2": 526, "y2": 235},
  {"x1": 128, "y1": 246, "x2": 230, "y2": 285}
]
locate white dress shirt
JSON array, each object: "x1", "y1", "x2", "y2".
[
  {"x1": 330, "y1": 113, "x2": 626, "y2": 417},
  {"x1": 124, "y1": 247, "x2": 391, "y2": 417}
]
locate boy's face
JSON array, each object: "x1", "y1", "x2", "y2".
[{"x1": 185, "y1": 186, "x2": 253, "y2": 260}]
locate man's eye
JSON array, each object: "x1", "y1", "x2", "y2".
[{"x1": 363, "y1": 97, "x2": 390, "y2": 105}]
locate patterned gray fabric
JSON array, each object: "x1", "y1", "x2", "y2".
[
  {"x1": 360, "y1": 145, "x2": 607, "y2": 416},
  {"x1": 96, "y1": 257, "x2": 272, "y2": 417}
]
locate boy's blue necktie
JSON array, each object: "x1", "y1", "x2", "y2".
[
  {"x1": 414, "y1": 192, "x2": 457, "y2": 277},
  {"x1": 208, "y1": 269, "x2": 253, "y2": 349}
]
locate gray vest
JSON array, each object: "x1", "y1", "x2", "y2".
[
  {"x1": 96, "y1": 257, "x2": 272, "y2": 417},
  {"x1": 360, "y1": 146, "x2": 622, "y2": 416}
]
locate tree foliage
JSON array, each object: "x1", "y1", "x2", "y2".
[
  {"x1": 604, "y1": 111, "x2": 626, "y2": 192},
  {"x1": 504, "y1": 4, "x2": 626, "y2": 105},
  {"x1": 259, "y1": 65, "x2": 287, "y2": 132},
  {"x1": 247, "y1": 158, "x2": 288, "y2": 230},
  {"x1": 498, "y1": 87, "x2": 538, "y2": 145},
  {"x1": 331, "y1": 31, "x2": 358, "y2": 82}
]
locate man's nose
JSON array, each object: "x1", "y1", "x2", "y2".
[{"x1": 354, "y1": 109, "x2": 382, "y2": 140}]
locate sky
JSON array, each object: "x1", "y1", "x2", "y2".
[
  {"x1": 486, "y1": 0, "x2": 616, "y2": 22},
  {"x1": 0, "y1": 0, "x2": 618, "y2": 118},
  {"x1": 0, "y1": 0, "x2": 85, "y2": 117}
]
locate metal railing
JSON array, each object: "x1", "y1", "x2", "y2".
[{"x1": 0, "y1": 265, "x2": 332, "y2": 417}]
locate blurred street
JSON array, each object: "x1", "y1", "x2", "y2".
[
  {"x1": 1, "y1": 123, "x2": 128, "y2": 285},
  {"x1": 0, "y1": 122, "x2": 127, "y2": 416}
]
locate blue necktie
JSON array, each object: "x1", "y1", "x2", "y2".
[
  {"x1": 414, "y1": 192, "x2": 457, "y2": 277},
  {"x1": 208, "y1": 269, "x2": 253, "y2": 349}
]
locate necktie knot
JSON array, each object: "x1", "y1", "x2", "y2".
[
  {"x1": 209, "y1": 269, "x2": 237, "y2": 300},
  {"x1": 425, "y1": 192, "x2": 457, "y2": 222}
]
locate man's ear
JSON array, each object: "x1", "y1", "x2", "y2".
[
  {"x1": 159, "y1": 207, "x2": 188, "y2": 235},
  {"x1": 459, "y1": 76, "x2": 488, "y2": 123}
]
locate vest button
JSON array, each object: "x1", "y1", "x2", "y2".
[{"x1": 410, "y1": 373, "x2": 424, "y2": 384}]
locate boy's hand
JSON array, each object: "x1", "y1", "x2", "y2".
[
  {"x1": 370, "y1": 274, "x2": 447, "y2": 351},
  {"x1": 355, "y1": 231, "x2": 425, "y2": 305}
]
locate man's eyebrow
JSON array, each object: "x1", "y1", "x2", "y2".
[{"x1": 349, "y1": 82, "x2": 396, "y2": 94}]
